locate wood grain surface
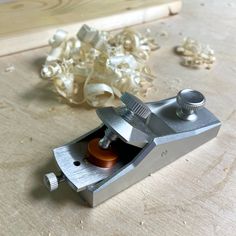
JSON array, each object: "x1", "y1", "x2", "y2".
[
  {"x1": 0, "y1": 0, "x2": 236, "y2": 235},
  {"x1": 0, "y1": 0, "x2": 182, "y2": 56}
]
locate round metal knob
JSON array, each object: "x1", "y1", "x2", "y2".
[
  {"x1": 176, "y1": 89, "x2": 205, "y2": 121},
  {"x1": 44, "y1": 172, "x2": 59, "y2": 191},
  {"x1": 120, "y1": 92, "x2": 151, "y2": 119}
]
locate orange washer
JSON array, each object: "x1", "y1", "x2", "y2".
[{"x1": 87, "y1": 138, "x2": 118, "y2": 168}]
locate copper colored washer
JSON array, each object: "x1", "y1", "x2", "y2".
[{"x1": 87, "y1": 138, "x2": 118, "y2": 168}]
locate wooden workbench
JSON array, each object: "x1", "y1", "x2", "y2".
[{"x1": 0, "y1": 0, "x2": 235, "y2": 235}]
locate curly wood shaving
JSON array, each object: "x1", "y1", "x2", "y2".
[
  {"x1": 176, "y1": 37, "x2": 216, "y2": 69},
  {"x1": 41, "y1": 25, "x2": 158, "y2": 107}
]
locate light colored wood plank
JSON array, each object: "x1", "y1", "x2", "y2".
[
  {"x1": 0, "y1": 0, "x2": 182, "y2": 56},
  {"x1": 0, "y1": 0, "x2": 236, "y2": 235}
]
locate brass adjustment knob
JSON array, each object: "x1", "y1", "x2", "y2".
[{"x1": 176, "y1": 89, "x2": 205, "y2": 121}]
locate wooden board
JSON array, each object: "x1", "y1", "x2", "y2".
[
  {"x1": 0, "y1": 0, "x2": 182, "y2": 56},
  {"x1": 0, "y1": 0, "x2": 236, "y2": 235}
]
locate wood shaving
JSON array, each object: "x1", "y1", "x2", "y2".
[
  {"x1": 41, "y1": 25, "x2": 159, "y2": 107},
  {"x1": 176, "y1": 37, "x2": 216, "y2": 69},
  {"x1": 5, "y1": 65, "x2": 15, "y2": 73}
]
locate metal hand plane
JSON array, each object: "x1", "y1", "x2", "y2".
[{"x1": 44, "y1": 89, "x2": 221, "y2": 207}]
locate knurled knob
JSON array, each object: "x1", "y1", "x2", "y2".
[
  {"x1": 120, "y1": 92, "x2": 151, "y2": 119},
  {"x1": 44, "y1": 172, "x2": 59, "y2": 191},
  {"x1": 176, "y1": 89, "x2": 205, "y2": 121}
]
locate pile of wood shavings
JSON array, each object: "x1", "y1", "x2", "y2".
[
  {"x1": 176, "y1": 37, "x2": 216, "y2": 69},
  {"x1": 41, "y1": 25, "x2": 159, "y2": 107}
]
